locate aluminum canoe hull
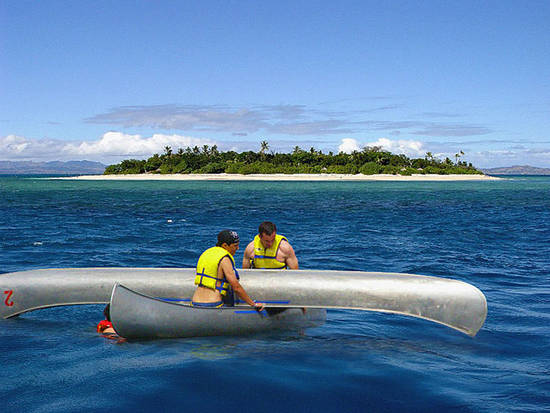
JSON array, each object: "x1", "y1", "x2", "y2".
[
  {"x1": 110, "y1": 283, "x2": 327, "y2": 339},
  {"x1": 0, "y1": 267, "x2": 487, "y2": 336}
]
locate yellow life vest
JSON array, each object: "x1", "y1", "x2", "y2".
[
  {"x1": 252, "y1": 234, "x2": 288, "y2": 269},
  {"x1": 195, "y1": 246, "x2": 235, "y2": 296}
]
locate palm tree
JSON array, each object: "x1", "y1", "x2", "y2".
[{"x1": 260, "y1": 140, "x2": 269, "y2": 154}]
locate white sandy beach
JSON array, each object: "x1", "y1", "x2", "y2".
[{"x1": 58, "y1": 173, "x2": 501, "y2": 181}]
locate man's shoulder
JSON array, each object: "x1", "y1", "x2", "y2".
[
  {"x1": 220, "y1": 255, "x2": 235, "y2": 268},
  {"x1": 243, "y1": 241, "x2": 255, "y2": 257},
  {"x1": 278, "y1": 238, "x2": 294, "y2": 252}
]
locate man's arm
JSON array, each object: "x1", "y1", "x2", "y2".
[
  {"x1": 280, "y1": 240, "x2": 299, "y2": 269},
  {"x1": 221, "y1": 257, "x2": 264, "y2": 310},
  {"x1": 242, "y1": 241, "x2": 255, "y2": 269}
]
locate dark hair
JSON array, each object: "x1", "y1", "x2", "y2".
[
  {"x1": 216, "y1": 229, "x2": 240, "y2": 247},
  {"x1": 258, "y1": 221, "x2": 276, "y2": 236},
  {"x1": 103, "y1": 304, "x2": 110, "y2": 321}
]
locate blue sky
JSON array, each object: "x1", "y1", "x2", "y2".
[{"x1": 1, "y1": 0, "x2": 549, "y2": 167}]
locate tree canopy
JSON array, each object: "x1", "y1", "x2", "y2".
[{"x1": 104, "y1": 144, "x2": 483, "y2": 176}]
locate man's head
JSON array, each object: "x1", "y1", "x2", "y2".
[
  {"x1": 258, "y1": 221, "x2": 277, "y2": 249},
  {"x1": 217, "y1": 229, "x2": 240, "y2": 255}
]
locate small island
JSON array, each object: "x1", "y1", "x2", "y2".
[{"x1": 104, "y1": 143, "x2": 484, "y2": 177}]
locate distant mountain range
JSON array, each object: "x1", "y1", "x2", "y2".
[
  {"x1": 482, "y1": 165, "x2": 550, "y2": 175},
  {"x1": 0, "y1": 160, "x2": 106, "y2": 175}
]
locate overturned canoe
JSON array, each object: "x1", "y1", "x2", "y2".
[
  {"x1": 0, "y1": 267, "x2": 487, "y2": 336},
  {"x1": 110, "y1": 283, "x2": 327, "y2": 339}
]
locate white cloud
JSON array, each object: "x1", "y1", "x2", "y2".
[
  {"x1": 0, "y1": 132, "x2": 215, "y2": 163},
  {"x1": 62, "y1": 132, "x2": 214, "y2": 157},
  {"x1": 4, "y1": 133, "x2": 550, "y2": 168},
  {"x1": 467, "y1": 148, "x2": 550, "y2": 168},
  {"x1": 87, "y1": 104, "x2": 354, "y2": 135},
  {"x1": 338, "y1": 138, "x2": 361, "y2": 153},
  {"x1": 86, "y1": 104, "x2": 493, "y2": 138},
  {"x1": 365, "y1": 138, "x2": 425, "y2": 157},
  {"x1": 0, "y1": 135, "x2": 28, "y2": 153},
  {"x1": 337, "y1": 137, "x2": 425, "y2": 157},
  {"x1": 0, "y1": 134, "x2": 66, "y2": 160}
]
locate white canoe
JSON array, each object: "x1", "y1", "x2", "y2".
[
  {"x1": 0, "y1": 267, "x2": 487, "y2": 336},
  {"x1": 110, "y1": 283, "x2": 327, "y2": 339}
]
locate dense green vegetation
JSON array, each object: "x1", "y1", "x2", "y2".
[{"x1": 104, "y1": 142, "x2": 483, "y2": 175}]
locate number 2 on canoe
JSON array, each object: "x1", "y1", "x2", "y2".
[{"x1": 4, "y1": 290, "x2": 14, "y2": 307}]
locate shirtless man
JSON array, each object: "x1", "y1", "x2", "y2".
[
  {"x1": 97, "y1": 304, "x2": 116, "y2": 336},
  {"x1": 192, "y1": 229, "x2": 264, "y2": 310},
  {"x1": 242, "y1": 221, "x2": 298, "y2": 270},
  {"x1": 97, "y1": 304, "x2": 125, "y2": 341}
]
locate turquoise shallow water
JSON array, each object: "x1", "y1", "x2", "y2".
[{"x1": 1, "y1": 176, "x2": 549, "y2": 412}]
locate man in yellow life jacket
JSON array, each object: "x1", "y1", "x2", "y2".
[
  {"x1": 242, "y1": 221, "x2": 298, "y2": 270},
  {"x1": 192, "y1": 230, "x2": 264, "y2": 311}
]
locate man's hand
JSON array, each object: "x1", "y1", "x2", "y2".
[{"x1": 254, "y1": 302, "x2": 265, "y2": 312}]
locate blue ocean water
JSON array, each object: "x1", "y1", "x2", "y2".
[{"x1": 1, "y1": 175, "x2": 549, "y2": 412}]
